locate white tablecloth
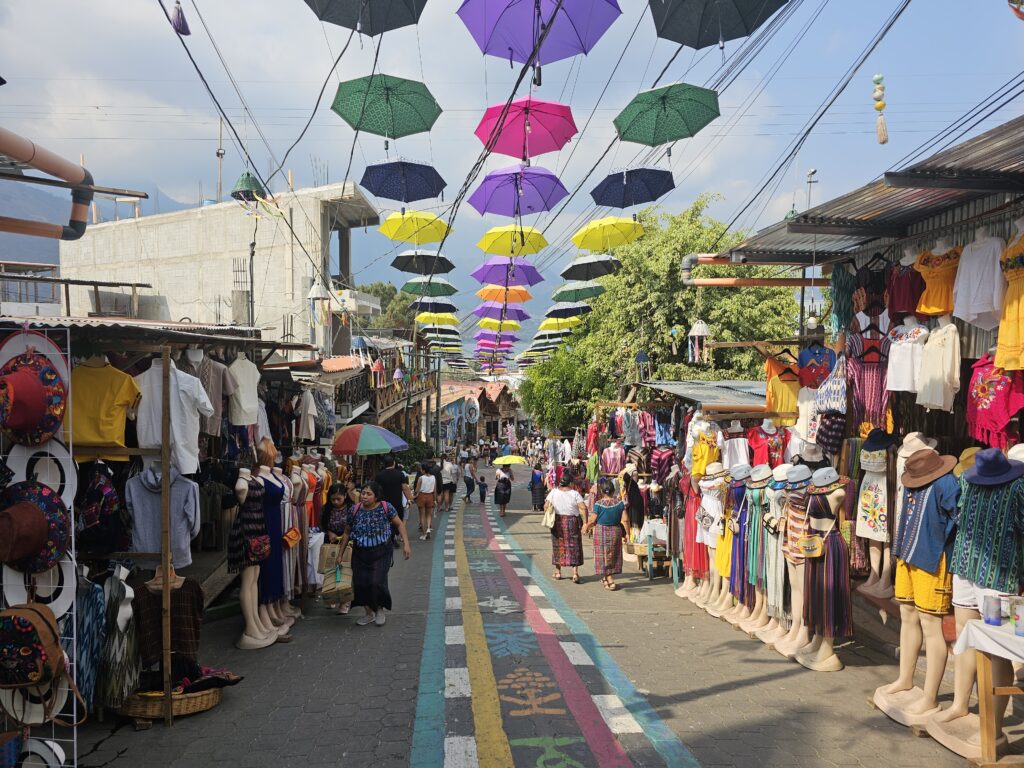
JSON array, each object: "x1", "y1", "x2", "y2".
[
  {"x1": 637, "y1": 519, "x2": 669, "y2": 546},
  {"x1": 953, "y1": 619, "x2": 1024, "y2": 663}
]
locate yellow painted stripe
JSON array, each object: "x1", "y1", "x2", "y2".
[{"x1": 456, "y1": 500, "x2": 514, "y2": 768}]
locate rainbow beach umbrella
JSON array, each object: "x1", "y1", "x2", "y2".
[{"x1": 331, "y1": 424, "x2": 409, "y2": 456}]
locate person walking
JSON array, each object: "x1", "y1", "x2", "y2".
[
  {"x1": 548, "y1": 474, "x2": 587, "y2": 582},
  {"x1": 441, "y1": 454, "x2": 458, "y2": 513},
  {"x1": 375, "y1": 455, "x2": 415, "y2": 549},
  {"x1": 336, "y1": 482, "x2": 411, "y2": 626},
  {"x1": 324, "y1": 482, "x2": 357, "y2": 613},
  {"x1": 494, "y1": 466, "x2": 513, "y2": 517},
  {"x1": 528, "y1": 463, "x2": 546, "y2": 511},
  {"x1": 582, "y1": 478, "x2": 627, "y2": 590},
  {"x1": 462, "y1": 458, "x2": 476, "y2": 503},
  {"x1": 414, "y1": 464, "x2": 437, "y2": 540}
]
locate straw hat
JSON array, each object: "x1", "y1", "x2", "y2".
[
  {"x1": 953, "y1": 447, "x2": 981, "y2": 478},
  {"x1": 703, "y1": 462, "x2": 726, "y2": 479},
  {"x1": 899, "y1": 432, "x2": 938, "y2": 458},
  {"x1": 746, "y1": 464, "x2": 772, "y2": 489},
  {"x1": 808, "y1": 467, "x2": 849, "y2": 495}
]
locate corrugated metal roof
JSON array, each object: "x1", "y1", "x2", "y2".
[
  {"x1": 321, "y1": 355, "x2": 364, "y2": 373},
  {"x1": 642, "y1": 379, "x2": 766, "y2": 407}
]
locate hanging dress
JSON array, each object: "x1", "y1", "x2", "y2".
[
  {"x1": 696, "y1": 475, "x2": 725, "y2": 550},
  {"x1": 715, "y1": 481, "x2": 735, "y2": 579},
  {"x1": 995, "y1": 234, "x2": 1024, "y2": 371},
  {"x1": 98, "y1": 574, "x2": 139, "y2": 710},
  {"x1": 846, "y1": 310, "x2": 891, "y2": 432},
  {"x1": 765, "y1": 482, "x2": 789, "y2": 621},
  {"x1": 681, "y1": 471, "x2": 708, "y2": 579},
  {"x1": 914, "y1": 247, "x2": 963, "y2": 317},
  {"x1": 828, "y1": 263, "x2": 856, "y2": 338},
  {"x1": 728, "y1": 480, "x2": 753, "y2": 606},
  {"x1": 690, "y1": 429, "x2": 721, "y2": 479},
  {"x1": 803, "y1": 493, "x2": 853, "y2": 639},
  {"x1": 228, "y1": 477, "x2": 269, "y2": 574},
  {"x1": 856, "y1": 448, "x2": 890, "y2": 542},
  {"x1": 258, "y1": 474, "x2": 286, "y2": 605},
  {"x1": 782, "y1": 481, "x2": 812, "y2": 566},
  {"x1": 746, "y1": 486, "x2": 768, "y2": 592}
]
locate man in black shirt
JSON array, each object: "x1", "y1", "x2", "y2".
[{"x1": 376, "y1": 455, "x2": 414, "y2": 547}]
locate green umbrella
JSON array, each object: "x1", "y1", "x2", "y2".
[
  {"x1": 613, "y1": 83, "x2": 719, "y2": 146},
  {"x1": 332, "y1": 74, "x2": 442, "y2": 139},
  {"x1": 402, "y1": 275, "x2": 458, "y2": 297},
  {"x1": 552, "y1": 280, "x2": 605, "y2": 302}
]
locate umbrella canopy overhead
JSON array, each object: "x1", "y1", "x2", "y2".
[
  {"x1": 648, "y1": 0, "x2": 789, "y2": 50},
  {"x1": 361, "y1": 159, "x2": 446, "y2": 203},
  {"x1": 409, "y1": 297, "x2": 458, "y2": 314},
  {"x1": 392, "y1": 249, "x2": 455, "y2": 274},
  {"x1": 478, "y1": 317, "x2": 522, "y2": 331},
  {"x1": 476, "y1": 97, "x2": 577, "y2": 160},
  {"x1": 380, "y1": 213, "x2": 450, "y2": 245},
  {"x1": 476, "y1": 284, "x2": 532, "y2": 302},
  {"x1": 539, "y1": 316, "x2": 581, "y2": 332},
  {"x1": 420, "y1": 325, "x2": 460, "y2": 337},
  {"x1": 473, "y1": 329, "x2": 520, "y2": 342},
  {"x1": 473, "y1": 301, "x2": 530, "y2": 321},
  {"x1": 614, "y1": 83, "x2": 720, "y2": 146},
  {"x1": 332, "y1": 74, "x2": 442, "y2": 139},
  {"x1": 560, "y1": 253, "x2": 623, "y2": 281},
  {"x1": 415, "y1": 311, "x2": 459, "y2": 326},
  {"x1": 590, "y1": 167, "x2": 675, "y2": 208},
  {"x1": 331, "y1": 424, "x2": 408, "y2": 456},
  {"x1": 572, "y1": 216, "x2": 644, "y2": 251},
  {"x1": 551, "y1": 280, "x2": 605, "y2": 302},
  {"x1": 468, "y1": 164, "x2": 568, "y2": 217},
  {"x1": 478, "y1": 225, "x2": 548, "y2": 256},
  {"x1": 545, "y1": 301, "x2": 592, "y2": 319},
  {"x1": 305, "y1": 0, "x2": 428, "y2": 36},
  {"x1": 402, "y1": 275, "x2": 457, "y2": 296},
  {"x1": 476, "y1": 341, "x2": 514, "y2": 350},
  {"x1": 470, "y1": 256, "x2": 544, "y2": 286},
  {"x1": 457, "y1": 0, "x2": 621, "y2": 65}
]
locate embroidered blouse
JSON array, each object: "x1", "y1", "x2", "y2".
[
  {"x1": 346, "y1": 501, "x2": 398, "y2": 548},
  {"x1": 886, "y1": 324, "x2": 929, "y2": 393},
  {"x1": 746, "y1": 426, "x2": 789, "y2": 468},
  {"x1": 967, "y1": 355, "x2": 1024, "y2": 449},
  {"x1": 797, "y1": 346, "x2": 836, "y2": 388},
  {"x1": 915, "y1": 323, "x2": 961, "y2": 412},
  {"x1": 914, "y1": 247, "x2": 963, "y2": 317}
]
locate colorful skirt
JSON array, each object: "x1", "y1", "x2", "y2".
[
  {"x1": 593, "y1": 524, "x2": 623, "y2": 576},
  {"x1": 551, "y1": 515, "x2": 584, "y2": 567},
  {"x1": 747, "y1": 504, "x2": 765, "y2": 589},
  {"x1": 729, "y1": 509, "x2": 753, "y2": 606},
  {"x1": 531, "y1": 482, "x2": 546, "y2": 508},
  {"x1": 682, "y1": 491, "x2": 709, "y2": 578},
  {"x1": 856, "y1": 470, "x2": 889, "y2": 542},
  {"x1": 803, "y1": 530, "x2": 852, "y2": 639},
  {"x1": 351, "y1": 542, "x2": 394, "y2": 611}
]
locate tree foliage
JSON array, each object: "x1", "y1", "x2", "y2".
[
  {"x1": 520, "y1": 196, "x2": 799, "y2": 432},
  {"x1": 357, "y1": 281, "x2": 416, "y2": 330}
]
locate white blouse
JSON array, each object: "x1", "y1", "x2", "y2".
[
  {"x1": 886, "y1": 324, "x2": 929, "y2": 393},
  {"x1": 915, "y1": 323, "x2": 961, "y2": 412},
  {"x1": 953, "y1": 236, "x2": 1007, "y2": 331}
]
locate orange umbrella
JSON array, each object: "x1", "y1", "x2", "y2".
[{"x1": 476, "y1": 284, "x2": 532, "y2": 302}]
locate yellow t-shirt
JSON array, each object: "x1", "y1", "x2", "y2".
[
  {"x1": 69, "y1": 364, "x2": 141, "y2": 460},
  {"x1": 765, "y1": 375, "x2": 799, "y2": 427}
]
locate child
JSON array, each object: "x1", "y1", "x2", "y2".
[
  {"x1": 477, "y1": 474, "x2": 488, "y2": 504},
  {"x1": 324, "y1": 483, "x2": 355, "y2": 615}
]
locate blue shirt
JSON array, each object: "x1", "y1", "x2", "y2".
[
  {"x1": 593, "y1": 501, "x2": 625, "y2": 527},
  {"x1": 951, "y1": 476, "x2": 1024, "y2": 592},
  {"x1": 346, "y1": 502, "x2": 398, "y2": 548},
  {"x1": 892, "y1": 474, "x2": 960, "y2": 573}
]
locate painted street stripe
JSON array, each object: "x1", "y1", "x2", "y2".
[
  {"x1": 445, "y1": 667, "x2": 471, "y2": 699},
  {"x1": 456, "y1": 502, "x2": 515, "y2": 768},
  {"x1": 505, "y1": 554, "x2": 520, "y2": 562},
  {"x1": 560, "y1": 641, "x2": 594, "y2": 666},
  {"x1": 445, "y1": 548, "x2": 455, "y2": 555},
  {"x1": 445, "y1": 562, "x2": 457, "y2": 570},
  {"x1": 592, "y1": 695, "x2": 644, "y2": 734},
  {"x1": 539, "y1": 608, "x2": 564, "y2": 624},
  {"x1": 445, "y1": 576, "x2": 459, "y2": 587},
  {"x1": 411, "y1": 510, "x2": 448, "y2": 768},
  {"x1": 525, "y1": 584, "x2": 544, "y2": 597},
  {"x1": 445, "y1": 626, "x2": 466, "y2": 645},
  {"x1": 444, "y1": 736, "x2": 479, "y2": 768},
  {"x1": 446, "y1": 597, "x2": 462, "y2": 610},
  {"x1": 513, "y1": 567, "x2": 530, "y2": 578},
  {"x1": 497, "y1": 543, "x2": 511, "y2": 550},
  {"x1": 489, "y1": 515, "x2": 700, "y2": 768}
]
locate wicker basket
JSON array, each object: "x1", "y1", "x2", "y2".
[{"x1": 119, "y1": 688, "x2": 222, "y2": 719}]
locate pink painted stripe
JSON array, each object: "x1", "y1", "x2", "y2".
[{"x1": 477, "y1": 507, "x2": 634, "y2": 768}]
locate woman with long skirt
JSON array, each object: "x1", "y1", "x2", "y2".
[
  {"x1": 547, "y1": 474, "x2": 587, "y2": 583},
  {"x1": 583, "y1": 478, "x2": 627, "y2": 590},
  {"x1": 529, "y1": 463, "x2": 546, "y2": 511}
]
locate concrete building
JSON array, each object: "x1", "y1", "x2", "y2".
[
  {"x1": 59, "y1": 182, "x2": 379, "y2": 358},
  {"x1": 337, "y1": 289, "x2": 382, "y2": 318}
]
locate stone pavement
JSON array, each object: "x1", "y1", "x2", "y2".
[{"x1": 75, "y1": 479, "x2": 976, "y2": 767}]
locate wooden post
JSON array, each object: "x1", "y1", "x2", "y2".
[
  {"x1": 63, "y1": 283, "x2": 71, "y2": 317},
  {"x1": 160, "y1": 347, "x2": 173, "y2": 726}
]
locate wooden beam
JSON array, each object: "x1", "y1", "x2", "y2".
[
  {"x1": 0, "y1": 271, "x2": 152, "y2": 289},
  {"x1": 786, "y1": 219, "x2": 905, "y2": 238},
  {"x1": 685, "y1": 277, "x2": 829, "y2": 288},
  {"x1": 884, "y1": 170, "x2": 1024, "y2": 193}
]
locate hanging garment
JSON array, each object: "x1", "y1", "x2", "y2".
[
  {"x1": 856, "y1": 449, "x2": 890, "y2": 542},
  {"x1": 257, "y1": 475, "x2": 286, "y2": 605},
  {"x1": 227, "y1": 477, "x2": 269, "y2": 574},
  {"x1": 914, "y1": 247, "x2": 963, "y2": 316},
  {"x1": 638, "y1": 410, "x2": 657, "y2": 447},
  {"x1": 782, "y1": 481, "x2": 811, "y2": 566},
  {"x1": 846, "y1": 311, "x2": 891, "y2": 430},
  {"x1": 649, "y1": 447, "x2": 675, "y2": 484},
  {"x1": 626, "y1": 446, "x2": 649, "y2": 474},
  {"x1": 178, "y1": 355, "x2": 238, "y2": 437},
  {"x1": 586, "y1": 421, "x2": 600, "y2": 455},
  {"x1": 795, "y1": 387, "x2": 817, "y2": 443},
  {"x1": 995, "y1": 234, "x2": 1024, "y2": 371},
  {"x1": 853, "y1": 261, "x2": 890, "y2": 314},
  {"x1": 690, "y1": 428, "x2": 722, "y2": 478},
  {"x1": 654, "y1": 410, "x2": 676, "y2": 446},
  {"x1": 722, "y1": 432, "x2": 751, "y2": 470},
  {"x1": 803, "y1": 495, "x2": 852, "y2": 639},
  {"x1": 600, "y1": 443, "x2": 626, "y2": 475},
  {"x1": 127, "y1": 467, "x2": 201, "y2": 569},
  {"x1": 887, "y1": 262, "x2": 926, "y2": 321},
  {"x1": 621, "y1": 410, "x2": 641, "y2": 446},
  {"x1": 797, "y1": 346, "x2": 836, "y2": 389},
  {"x1": 746, "y1": 426, "x2": 788, "y2": 468},
  {"x1": 69, "y1": 363, "x2": 142, "y2": 460},
  {"x1": 886, "y1": 323, "x2": 930, "y2": 393},
  {"x1": 135, "y1": 361, "x2": 214, "y2": 475},
  {"x1": 696, "y1": 476, "x2": 726, "y2": 548},
  {"x1": 915, "y1": 322, "x2": 961, "y2": 412},
  {"x1": 967, "y1": 355, "x2": 1024, "y2": 449},
  {"x1": 765, "y1": 482, "x2": 788, "y2": 620},
  {"x1": 561, "y1": 439, "x2": 573, "y2": 464},
  {"x1": 746, "y1": 486, "x2": 767, "y2": 593},
  {"x1": 681, "y1": 471, "x2": 708, "y2": 579},
  {"x1": 953, "y1": 235, "x2": 1007, "y2": 331},
  {"x1": 99, "y1": 574, "x2": 139, "y2": 710},
  {"x1": 728, "y1": 481, "x2": 753, "y2": 607},
  {"x1": 765, "y1": 374, "x2": 799, "y2": 426},
  {"x1": 829, "y1": 263, "x2": 856, "y2": 337}
]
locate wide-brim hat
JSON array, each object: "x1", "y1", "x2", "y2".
[
  {"x1": 770, "y1": 463, "x2": 793, "y2": 489},
  {"x1": 899, "y1": 432, "x2": 938, "y2": 458},
  {"x1": 2, "y1": 555, "x2": 78, "y2": 619},
  {"x1": 786, "y1": 464, "x2": 812, "y2": 486},
  {"x1": 0, "y1": 352, "x2": 66, "y2": 446},
  {"x1": 0, "y1": 676, "x2": 69, "y2": 727},
  {"x1": 7, "y1": 439, "x2": 77, "y2": 510},
  {"x1": 0, "y1": 481, "x2": 70, "y2": 574},
  {"x1": 703, "y1": 462, "x2": 726, "y2": 479},
  {"x1": 808, "y1": 466, "x2": 849, "y2": 494},
  {"x1": 0, "y1": 501, "x2": 49, "y2": 563},
  {"x1": 902, "y1": 449, "x2": 957, "y2": 489},
  {"x1": 1007, "y1": 444, "x2": 1024, "y2": 463},
  {"x1": 18, "y1": 737, "x2": 67, "y2": 768},
  {"x1": 746, "y1": 464, "x2": 772, "y2": 488},
  {"x1": 730, "y1": 463, "x2": 752, "y2": 481},
  {"x1": 964, "y1": 447, "x2": 1024, "y2": 487},
  {"x1": 862, "y1": 428, "x2": 896, "y2": 453},
  {"x1": 953, "y1": 447, "x2": 981, "y2": 478},
  {"x1": 800, "y1": 444, "x2": 824, "y2": 462},
  {"x1": 0, "y1": 331, "x2": 69, "y2": 386}
]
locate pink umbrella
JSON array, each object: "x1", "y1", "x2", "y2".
[
  {"x1": 475, "y1": 97, "x2": 577, "y2": 161},
  {"x1": 477, "y1": 340, "x2": 514, "y2": 350}
]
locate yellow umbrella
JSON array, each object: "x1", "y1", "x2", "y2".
[
  {"x1": 478, "y1": 317, "x2": 521, "y2": 332},
  {"x1": 477, "y1": 224, "x2": 548, "y2": 256},
  {"x1": 476, "y1": 284, "x2": 533, "y2": 302},
  {"x1": 379, "y1": 211, "x2": 450, "y2": 244},
  {"x1": 492, "y1": 454, "x2": 528, "y2": 466},
  {"x1": 416, "y1": 311, "x2": 459, "y2": 326},
  {"x1": 539, "y1": 316, "x2": 581, "y2": 332},
  {"x1": 571, "y1": 216, "x2": 644, "y2": 251}
]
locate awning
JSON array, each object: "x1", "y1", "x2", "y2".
[{"x1": 641, "y1": 379, "x2": 766, "y2": 409}]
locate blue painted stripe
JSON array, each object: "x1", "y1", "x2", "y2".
[
  {"x1": 410, "y1": 509, "x2": 447, "y2": 768},
  {"x1": 492, "y1": 513, "x2": 700, "y2": 768}
]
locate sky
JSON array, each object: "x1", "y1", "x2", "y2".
[{"x1": 2, "y1": 0, "x2": 1023, "y2": 363}]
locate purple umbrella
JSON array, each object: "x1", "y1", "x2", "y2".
[
  {"x1": 457, "y1": 0, "x2": 621, "y2": 66},
  {"x1": 473, "y1": 330, "x2": 521, "y2": 342},
  {"x1": 472, "y1": 301, "x2": 531, "y2": 321},
  {"x1": 468, "y1": 164, "x2": 568, "y2": 217},
  {"x1": 470, "y1": 256, "x2": 544, "y2": 286}
]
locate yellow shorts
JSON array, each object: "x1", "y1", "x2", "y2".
[{"x1": 894, "y1": 555, "x2": 952, "y2": 615}]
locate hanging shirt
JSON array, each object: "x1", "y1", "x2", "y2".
[
  {"x1": 887, "y1": 262, "x2": 926, "y2": 321},
  {"x1": 797, "y1": 346, "x2": 836, "y2": 389},
  {"x1": 586, "y1": 421, "x2": 600, "y2": 455},
  {"x1": 638, "y1": 411, "x2": 657, "y2": 447},
  {"x1": 227, "y1": 356, "x2": 261, "y2": 426},
  {"x1": 649, "y1": 447, "x2": 675, "y2": 484},
  {"x1": 178, "y1": 356, "x2": 238, "y2": 437},
  {"x1": 951, "y1": 477, "x2": 1024, "y2": 593},
  {"x1": 886, "y1": 323, "x2": 929, "y2": 393},
  {"x1": 561, "y1": 439, "x2": 573, "y2": 464},
  {"x1": 953, "y1": 236, "x2": 1007, "y2": 331},
  {"x1": 914, "y1": 247, "x2": 962, "y2": 317},
  {"x1": 746, "y1": 426, "x2": 789, "y2": 468},
  {"x1": 765, "y1": 375, "x2": 799, "y2": 427},
  {"x1": 134, "y1": 361, "x2": 213, "y2": 475},
  {"x1": 892, "y1": 474, "x2": 960, "y2": 574},
  {"x1": 621, "y1": 410, "x2": 641, "y2": 446},
  {"x1": 721, "y1": 433, "x2": 751, "y2": 470},
  {"x1": 600, "y1": 444, "x2": 625, "y2": 475},
  {"x1": 916, "y1": 323, "x2": 961, "y2": 412},
  {"x1": 967, "y1": 355, "x2": 1024, "y2": 449},
  {"x1": 69, "y1": 363, "x2": 141, "y2": 461}
]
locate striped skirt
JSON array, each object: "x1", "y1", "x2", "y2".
[
  {"x1": 531, "y1": 482, "x2": 546, "y2": 508},
  {"x1": 683, "y1": 492, "x2": 709, "y2": 578},
  {"x1": 802, "y1": 530, "x2": 852, "y2": 639},
  {"x1": 729, "y1": 509, "x2": 753, "y2": 606},
  {"x1": 551, "y1": 514, "x2": 584, "y2": 567},
  {"x1": 593, "y1": 524, "x2": 623, "y2": 576}
]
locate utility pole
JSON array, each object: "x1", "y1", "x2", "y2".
[
  {"x1": 216, "y1": 117, "x2": 225, "y2": 202},
  {"x1": 800, "y1": 169, "x2": 819, "y2": 331},
  {"x1": 435, "y1": 353, "x2": 442, "y2": 455}
]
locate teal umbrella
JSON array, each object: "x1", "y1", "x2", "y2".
[
  {"x1": 401, "y1": 276, "x2": 458, "y2": 296},
  {"x1": 613, "y1": 83, "x2": 719, "y2": 146},
  {"x1": 332, "y1": 74, "x2": 442, "y2": 139},
  {"x1": 552, "y1": 280, "x2": 605, "y2": 302}
]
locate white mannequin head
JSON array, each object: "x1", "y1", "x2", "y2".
[
  {"x1": 933, "y1": 237, "x2": 950, "y2": 253},
  {"x1": 975, "y1": 225, "x2": 990, "y2": 241},
  {"x1": 901, "y1": 245, "x2": 917, "y2": 265},
  {"x1": 903, "y1": 314, "x2": 920, "y2": 328},
  {"x1": 185, "y1": 347, "x2": 204, "y2": 365},
  {"x1": 761, "y1": 418, "x2": 776, "y2": 433}
]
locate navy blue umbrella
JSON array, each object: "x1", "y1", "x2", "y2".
[
  {"x1": 361, "y1": 160, "x2": 446, "y2": 203},
  {"x1": 590, "y1": 167, "x2": 675, "y2": 209}
]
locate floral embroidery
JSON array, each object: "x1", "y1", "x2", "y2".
[
  {"x1": 859, "y1": 483, "x2": 887, "y2": 533},
  {"x1": 918, "y1": 249, "x2": 961, "y2": 270},
  {"x1": 971, "y1": 369, "x2": 1010, "y2": 411}
]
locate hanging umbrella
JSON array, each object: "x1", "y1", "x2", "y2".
[
  {"x1": 492, "y1": 454, "x2": 528, "y2": 466},
  {"x1": 470, "y1": 256, "x2": 544, "y2": 286},
  {"x1": 476, "y1": 97, "x2": 577, "y2": 160},
  {"x1": 478, "y1": 225, "x2": 548, "y2": 256},
  {"x1": 415, "y1": 311, "x2": 459, "y2": 326},
  {"x1": 402, "y1": 275, "x2": 457, "y2": 296},
  {"x1": 473, "y1": 302, "x2": 530, "y2": 321},
  {"x1": 332, "y1": 74, "x2": 442, "y2": 139},
  {"x1": 477, "y1": 284, "x2": 532, "y2": 302},
  {"x1": 477, "y1": 343, "x2": 513, "y2": 353},
  {"x1": 331, "y1": 424, "x2": 408, "y2": 456},
  {"x1": 545, "y1": 301, "x2": 592, "y2": 319},
  {"x1": 380, "y1": 212, "x2": 450, "y2": 245},
  {"x1": 647, "y1": 0, "x2": 790, "y2": 50},
  {"x1": 614, "y1": 83, "x2": 720, "y2": 146},
  {"x1": 479, "y1": 317, "x2": 521, "y2": 331},
  {"x1": 474, "y1": 329, "x2": 521, "y2": 342},
  {"x1": 535, "y1": 329, "x2": 573, "y2": 340},
  {"x1": 572, "y1": 217, "x2": 644, "y2": 250},
  {"x1": 551, "y1": 280, "x2": 605, "y2": 302},
  {"x1": 457, "y1": 0, "x2": 620, "y2": 66},
  {"x1": 468, "y1": 164, "x2": 568, "y2": 217},
  {"x1": 590, "y1": 167, "x2": 675, "y2": 208},
  {"x1": 361, "y1": 159, "x2": 446, "y2": 203},
  {"x1": 539, "y1": 316, "x2": 581, "y2": 332},
  {"x1": 304, "y1": 0, "x2": 428, "y2": 36},
  {"x1": 560, "y1": 253, "x2": 622, "y2": 280},
  {"x1": 420, "y1": 325, "x2": 460, "y2": 337},
  {"x1": 392, "y1": 249, "x2": 455, "y2": 274},
  {"x1": 408, "y1": 297, "x2": 458, "y2": 313}
]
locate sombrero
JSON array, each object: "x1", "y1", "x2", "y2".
[
  {"x1": 0, "y1": 481, "x2": 70, "y2": 574},
  {"x1": 18, "y1": 737, "x2": 66, "y2": 768},
  {"x1": 0, "y1": 677, "x2": 69, "y2": 727},
  {"x1": 2, "y1": 556, "x2": 78, "y2": 619},
  {"x1": 7, "y1": 440, "x2": 77, "y2": 510},
  {"x1": 808, "y1": 466, "x2": 849, "y2": 495},
  {"x1": 0, "y1": 352, "x2": 66, "y2": 446}
]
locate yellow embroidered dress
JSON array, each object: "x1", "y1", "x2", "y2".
[{"x1": 995, "y1": 234, "x2": 1024, "y2": 370}]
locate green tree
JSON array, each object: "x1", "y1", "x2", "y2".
[{"x1": 357, "y1": 281, "x2": 416, "y2": 330}]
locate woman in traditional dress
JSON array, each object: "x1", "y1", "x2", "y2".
[
  {"x1": 547, "y1": 474, "x2": 587, "y2": 582},
  {"x1": 583, "y1": 478, "x2": 627, "y2": 590}
]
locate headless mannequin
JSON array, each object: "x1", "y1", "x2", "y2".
[
  {"x1": 256, "y1": 464, "x2": 293, "y2": 633},
  {"x1": 774, "y1": 475, "x2": 811, "y2": 657},
  {"x1": 903, "y1": 315, "x2": 921, "y2": 330},
  {"x1": 185, "y1": 347, "x2": 203, "y2": 366},
  {"x1": 933, "y1": 237, "x2": 951, "y2": 255},
  {"x1": 859, "y1": 449, "x2": 895, "y2": 599},
  {"x1": 740, "y1": 482, "x2": 771, "y2": 632},
  {"x1": 272, "y1": 467, "x2": 301, "y2": 619},
  {"x1": 761, "y1": 418, "x2": 777, "y2": 434},
  {"x1": 235, "y1": 469, "x2": 275, "y2": 650},
  {"x1": 874, "y1": 598, "x2": 947, "y2": 726},
  {"x1": 901, "y1": 245, "x2": 917, "y2": 267},
  {"x1": 936, "y1": 313, "x2": 953, "y2": 329},
  {"x1": 795, "y1": 487, "x2": 846, "y2": 672}
]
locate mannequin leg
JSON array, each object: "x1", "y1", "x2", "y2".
[
  {"x1": 775, "y1": 562, "x2": 809, "y2": 656},
  {"x1": 710, "y1": 577, "x2": 730, "y2": 617},
  {"x1": 906, "y1": 613, "x2": 948, "y2": 715},
  {"x1": 756, "y1": 616, "x2": 784, "y2": 644},
  {"x1": 797, "y1": 636, "x2": 843, "y2": 672},
  {"x1": 858, "y1": 541, "x2": 882, "y2": 592},
  {"x1": 237, "y1": 567, "x2": 274, "y2": 649},
  {"x1": 700, "y1": 548, "x2": 718, "y2": 607},
  {"x1": 874, "y1": 545, "x2": 894, "y2": 598},
  {"x1": 878, "y1": 604, "x2": 923, "y2": 695},
  {"x1": 933, "y1": 607, "x2": 981, "y2": 722}
]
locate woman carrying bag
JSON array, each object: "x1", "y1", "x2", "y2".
[{"x1": 547, "y1": 474, "x2": 587, "y2": 583}]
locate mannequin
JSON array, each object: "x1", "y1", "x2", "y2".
[
  {"x1": 1015, "y1": 215, "x2": 1024, "y2": 237},
  {"x1": 273, "y1": 466, "x2": 302, "y2": 619},
  {"x1": 935, "y1": 313, "x2": 953, "y2": 328},
  {"x1": 900, "y1": 245, "x2": 917, "y2": 267},
  {"x1": 773, "y1": 465, "x2": 812, "y2": 657},
  {"x1": 185, "y1": 347, "x2": 203, "y2": 366},
  {"x1": 234, "y1": 469, "x2": 275, "y2": 650},
  {"x1": 933, "y1": 237, "x2": 951, "y2": 254},
  {"x1": 256, "y1": 454, "x2": 293, "y2": 634},
  {"x1": 857, "y1": 431, "x2": 896, "y2": 599},
  {"x1": 739, "y1": 467, "x2": 772, "y2": 634},
  {"x1": 696, "y1": 464, "x2": 727, "y2": 613},
  {"x1": 761, "y1": 418, "x2": 776, "y2": 433},
  {"x1": 755, "y1": 463, "x2": 792, "y2": 645},
  {"x1": 676, "y1": 470, "x2": 702, "y2": 599}
]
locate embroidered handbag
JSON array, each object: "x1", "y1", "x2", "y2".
[
  {"x1": 282, "y1": 527, "x2": 301, "y2": 549},
  {"x1": 246, "y1": 535, "x2": 271, "y2": 561},
  {"x1": 814, "y1": 353, "x2": 848, "y2": 414},
  {"x1": 794, "y1": 519, "x2": 835, "y2": 558}
]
